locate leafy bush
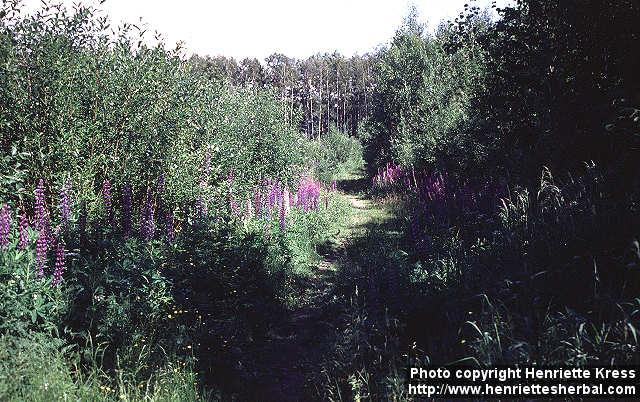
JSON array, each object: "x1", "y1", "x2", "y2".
[
  {"x1": 306, "y1": 127, "x2": 363, "y2": 182},
  {"x1": 0, "y1": 1, "x2": 304, "y2": 212}
]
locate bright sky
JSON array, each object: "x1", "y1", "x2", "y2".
[{"x1": 20, "y1": 0, "x2": 507, "y2": 59}]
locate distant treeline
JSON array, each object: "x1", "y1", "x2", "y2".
[{"x1": 188, "y1": 52, "x2": 377, "y2": 138}]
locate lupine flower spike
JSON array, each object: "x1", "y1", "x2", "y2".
[
  {"x1": 51, "y1": 241, "x2": 66, "y2": 286},
  {"x1": 0, "y1": 204, "x2": 11, "y2": 248},
  {"x1": 35, "y1": 228, "x2": 48, "y2": 277}
]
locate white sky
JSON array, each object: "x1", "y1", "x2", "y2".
[{"x1": 19, "y1": 0, "x2": 507, "y2": 59}]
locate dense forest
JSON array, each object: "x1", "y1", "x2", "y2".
[{"x1": 1, "y1": 0, "x2": 639, "y2": 400}]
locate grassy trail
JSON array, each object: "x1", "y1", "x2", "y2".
[{"x1": 248, "y1": 169, "x2": 400, "y2": 401}]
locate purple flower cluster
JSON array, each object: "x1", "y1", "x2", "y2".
[
  {"x1": 18, "y1": 211, "x2": 29, "y2": 250},
  {"x1": 295, "y1": 177, "x2": 321, "y2": 211},
  {"x1": 372, "y1": 162, "x2": 417, "y2": 190},
  {"x1": 165, "y1": 211, "x2": 175, "y2": 243},
  {"x1": 0, "y1": 204, "x2": 11, "y2": 248},
  {"x1": 51, "y1": 242, "x2": 66, "y2": 286}
]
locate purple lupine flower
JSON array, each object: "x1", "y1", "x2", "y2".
[
  {"x1": 140, "y1": 189, "x2": 155, "y2": 241},
  {"x1": 18, "y1": 211, "x2": 29, "y2": 250},
  {"x1": 51, "y1": 241, "x2": 65, "y2": 286},
  {"x1": 0, "y1": 204, "x2": 11, "y2": 248},
  {"x1": 102, "y1": 179, "x2": 113, "y2": 227},
  {"x1": 34, "y1": 179, "x2": 46, "y2": 230},
  {"x1": 35, "y1": 228, "x2": 48, "y2": 277},
  {"x1": 59, "y1": 179, "x2": 71, "y2": 228},
  {"x1": 331, "y1": 180, "x2": 337, "y2": 192},
  {"x1": 121, "y1": 184, "x2": 133, "y2": 238},
  {"x1": 165, "y1": 211, "x2": 175, "y2": 244}
]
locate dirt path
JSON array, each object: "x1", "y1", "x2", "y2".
[{"x1": 249, "y1": 172, "x2": 390, "y2": 401}]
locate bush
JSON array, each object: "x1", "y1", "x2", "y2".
[
  {"x1": 0, "y1": 2, "x2": 304, "y2": 212},
  {"x1": 306, "y1": 127, "x2": 363, "y2": 182}
]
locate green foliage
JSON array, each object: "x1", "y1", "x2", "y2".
[
  {"x1": 364, "y1": 14, "x2": 487, "y2": 174},
  {"x1": 0, "y1": 2, "x2": 304, "y2": 210},
  {"x1": 0, "y1": 333, "x2": 204, "y2": 401},
  {"x1": 306, "y1": 127, "x2": 363, "y2": 182},
  {"x1": 0, "y1": 229, "x2": 66, "y2": 337}
]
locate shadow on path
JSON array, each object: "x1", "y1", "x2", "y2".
[{"x1": 236, "y1": 169, "x2": 403, "y2": 401}]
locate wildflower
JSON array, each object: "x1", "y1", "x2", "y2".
[
  {"x1": 121, "y1": 184, "x2": 133, "y2": 238},
  {"x1": 0, "y1": 204, "x2": 11, "y2": 248},
  {"x1": 51, "y1": 241, "x2": 65, "y2": 286},
  {"x1": 35, "y1": 228, "x2": 48, "y2": 277},
  {"x1": 18, "y1": 211, "x2": 29, "y2": 250},
  {"x1": 166, "y1": 211, "x2": 175, "y2": 243}
]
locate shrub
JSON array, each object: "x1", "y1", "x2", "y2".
[{"x1": 306, "y1": 127, "x2": 363, "y2": 182}]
